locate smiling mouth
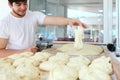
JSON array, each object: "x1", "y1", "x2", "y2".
[
  {"x1": 20, "y1": 10, "x2": 26, "y2": 13},
  {"x1": 12, "y1": 9, "x2": 26, "y2": 17}
]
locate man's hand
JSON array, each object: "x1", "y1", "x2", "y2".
[
  {"x1": 25, "y1": 46, "x2": 38, "y2": 53},
  {"x1": 68, "y1": 19, "x2": 87, "y2": 28}
]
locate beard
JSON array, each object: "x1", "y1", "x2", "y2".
[{"x1": 12, "y1": 9, "x2": 26, "y2": 17}]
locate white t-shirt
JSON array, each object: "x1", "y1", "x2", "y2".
[{"x1": 0, "y1": 11, "x2": 46, "y2": 50}]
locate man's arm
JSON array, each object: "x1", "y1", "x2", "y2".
[
  {"x1": 0, "y1": 38, "x2": 38, "y2": 58},
  {"x1": 0, "y1": 38, "x2": 25, "y2": 58},
  {"x1": 43, "y1": 16, "x2": 87, "y2": 28}
]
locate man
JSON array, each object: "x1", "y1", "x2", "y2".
[{"x1": 0, "y1": 0, "x2": 86, "y2": 57}]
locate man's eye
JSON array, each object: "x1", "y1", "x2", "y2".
[
  {"x1": 16, "y1": 4, "x2": 20, "y2": 6},
  {"x1": 15, "y1": 2, "x2": 21, "y2": 6},
  {"x1": 16, "y1": 4, "x2": 21, "y2": 6},
  {"x1": 24, "y1": 3, "x2": 27, "y2": 5}
]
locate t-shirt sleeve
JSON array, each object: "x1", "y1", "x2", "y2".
[
  {"x1": 34, "y1": 11, "x2": 46, "y2": 25},
  {"x1": 0, "y1": 21, "x2": 9, "y2": 39}
]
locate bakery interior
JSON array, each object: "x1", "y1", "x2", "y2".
[{"x1": 0, "y1": 0, "x2": 120, "y2": 80}]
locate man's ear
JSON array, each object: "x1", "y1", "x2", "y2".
[{"x1": 8, "y1": 2, "x2": 13, "y2": 8}]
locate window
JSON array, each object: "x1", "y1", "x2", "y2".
[{"x1": 67, "y1": 1, "x2": 103, "y2": 43}]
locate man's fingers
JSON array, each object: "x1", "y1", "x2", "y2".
[
  {"x1": 30, "y1": 46, "x2": 38, "y2": 53},
  {"x1": 69, "y1": 19, "x2": 87, "y2": 28},
  {"x1": 31, "y1": 48, "x2": 38, "y2": 53},
  {"x1": 69, "y1": 21, "x2": 74, "y2": 27},
  {"x1": 81, "y1": 23, "x2": 87, "y2": 28}
]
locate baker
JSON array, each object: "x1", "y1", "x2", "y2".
[{"x1": 0, "y1": 0, "x2": 86, "y2": 57}]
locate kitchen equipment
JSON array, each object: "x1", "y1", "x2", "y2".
[
  {"x1": 115, "y1": 52, "x2": 120, "y2": 57},
  {"x1": 36, "y1": 40, "x2": 53, "y2": 51}
]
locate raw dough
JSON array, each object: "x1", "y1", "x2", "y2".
[
  {"x1": 48, "y1": 52, "x2": 70, "y2": 64},
  {"x1": 15, "y1": 64, "x2": 40, "y2": 80},
  {"x1": 8, "y1": 52, "x2": 34, "y2": 60},
  {"x1": 39, "y1": 52, "x2": 70, "y2": 71},
  {"x1": 0, "y1": 72, "x2": 20, "y2": 80},
  {"x1": 67, "y1": 55, "x2": 90, "y2": 71},
  {"x1": 31, "y1": 52, "x2": 52, "y2": 62},
  {"x1": 57, "y1": 44, "x2": 103, "y2": 55},
  {"x1": 0, "y1": 63, "x2": 15, "y2": 72},
  {"x1": 89, "y1": 56, "x2": 113, "y2": 74},
  {"x1": 0, "y1": 57, "x2": 14, "y2": 65},
  {"x1": 74, "y1": 27, "x2": 84, "y2": 49},
  {"x1": 13, "y1": 57, "x2": 39, "y2": 67},
  {"x1": 49, "y1": 65, "x2": 78, "y2": 80},
  {"x1": 79, "y1": 67, "x2": 112, "y2": 80},
  {"x1": 39, "y1": 61, "x2": 63, "y2": 71}
]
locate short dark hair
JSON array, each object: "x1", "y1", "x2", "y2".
[{"x1": 8, "y1": 0, "x2": 27, "y2": 4}]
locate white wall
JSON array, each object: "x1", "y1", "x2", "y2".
[{"x1": 0, "y1": 0, "x2": 11, "y2": 19}]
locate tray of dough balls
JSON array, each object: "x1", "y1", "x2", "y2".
[
  {"x1": 0, "y1": 44, "x2": 117, "y2": 80},
  {"x1": 41, "y1": 44, "x2": 117, "y2": 80}
]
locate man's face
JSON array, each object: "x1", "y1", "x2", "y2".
[{"x1": 10, "y1": 1, "x2": 28, "y2": 17}]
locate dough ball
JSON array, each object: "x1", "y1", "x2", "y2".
[
  {"x1": 13, "y1": 57, "x2": 39, "y2": 67},
  {"x1": 89, "y1": 56, "x2": 113, "y2": 74},
  {"x1": 67, "y1": 55, "x2": 90, "y2": 71},
  {"x1": 0, "y1": 57, "x2": 14, "y2": 65},
  {"x1": 8, "y1": 52, "x2": 34, "y2": 60},
  {"x1": 79, "y1": 67, "x2": 112, "y2": 80},
  {"x1": 15, "y1": 64, "x2": 40, "y2": 80},
  {"x1": 49, "y1": 65, "x2": 78, "y2": 80},
  {"x1": 49, "y1": 52, "x2": 70, "y2": 65},
  {"x1": 31, "y1": 52, "x2": 52, "y2": 62},
  {"x1": 0, "y1": 63, "x2": 15, "y2": 72},
  {"x1": 39, "y1": 61, "x2": 62, "y2": 71},
  {"x1": 0, "y1": 72, "x2": 20, "y2": 80}
]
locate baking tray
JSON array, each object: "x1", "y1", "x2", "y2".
[{"x1": 41, "y1": 44, "x2": 120, "y2": 80}]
